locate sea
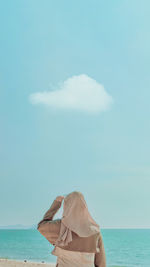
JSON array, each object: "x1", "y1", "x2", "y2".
[{"x1": 0, "y1": 229, "x2": 150, "y2": 267}]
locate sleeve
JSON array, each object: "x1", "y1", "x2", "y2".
[
  {"x1": 94, "y1": 232, "x2": 106, "y2": 267},
  {"x1": 37, "y1": 199, "x2": 61, "y2": 228},
  {"x1": 37, "y1": 199, "x2": 62, "y2": 245}
]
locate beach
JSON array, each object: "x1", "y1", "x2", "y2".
[{"x1": 0, "y1": 259, "x2": 55, "y2": 267}]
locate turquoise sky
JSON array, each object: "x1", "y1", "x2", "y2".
[{"x1": 0, "y1": 0, "x2": 150, "y2": 228}]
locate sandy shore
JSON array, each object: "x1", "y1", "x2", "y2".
[{"x1": 0, "y1": 259, "x2": 56, "y2": 267}]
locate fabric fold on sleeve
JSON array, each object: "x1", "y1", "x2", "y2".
[{"x1": 94, "y1": 233, "x2": 106, "y2": 267}]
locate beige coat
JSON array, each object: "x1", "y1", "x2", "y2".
[{"x1": 37, "y1": 199, "x2": 106, "y2": 267}]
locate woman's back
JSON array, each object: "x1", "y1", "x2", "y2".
[
  {"x1": 37, "y1": 192, "x2": 106, "y2": 267},
  {"x1": 52, "y1": 246, "x2": 95, "y2": 267}
]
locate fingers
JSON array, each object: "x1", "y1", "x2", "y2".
[{"x1": 55, "y1": 196, "x2": 65, "y2": 202}]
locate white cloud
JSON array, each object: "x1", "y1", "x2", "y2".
[{"x1": 29, "y1": 74, "x2": 113, "y2": 113}]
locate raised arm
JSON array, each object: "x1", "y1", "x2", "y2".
[
  {"x1": 94, "y1": 232, "x2": 106, "y2": 267},
  {"x1": 37, "y1": 200, "x2": 61, "y2": 228},
  {"x1": 37, "y1": 196, "x2": 64, "y2": 245}
]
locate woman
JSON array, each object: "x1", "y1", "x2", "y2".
[{"x1": 37, "y1": 191, "x2": 106, "y2": 267}]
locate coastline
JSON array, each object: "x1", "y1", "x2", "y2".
[
  {"x1": 0, "y1": 259, "x2": 56, "y2": 267},
  {"x1": 0, "y1": 259, "x2": 121, "y2": 267}
]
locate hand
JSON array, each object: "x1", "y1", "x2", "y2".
[{"x1": 55, "y1": 195, "x2": 65, "y2": 203}]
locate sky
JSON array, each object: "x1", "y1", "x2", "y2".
[{"x1": 0, "y1": 0, "x2": 150, "y2": 228}]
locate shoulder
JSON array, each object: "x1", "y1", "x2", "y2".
[
  {"x1": 38, "y1": 219, "x2": 61, "y2": 234},
  {"x1": 37, "y1": 219, "x2": 61, "y2": 246}
]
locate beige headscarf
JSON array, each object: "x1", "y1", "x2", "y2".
[{"x1": 55, "y1": 191, "x2": 100, "y2": 246}]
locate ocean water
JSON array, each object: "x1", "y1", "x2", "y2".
[{"x1": 0, "y1": 229, "x2": 150, "y2": 267}]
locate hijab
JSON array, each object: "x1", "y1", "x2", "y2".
[{"x1": 55, "y1": 191, "x2": 100, "y2": 246}]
